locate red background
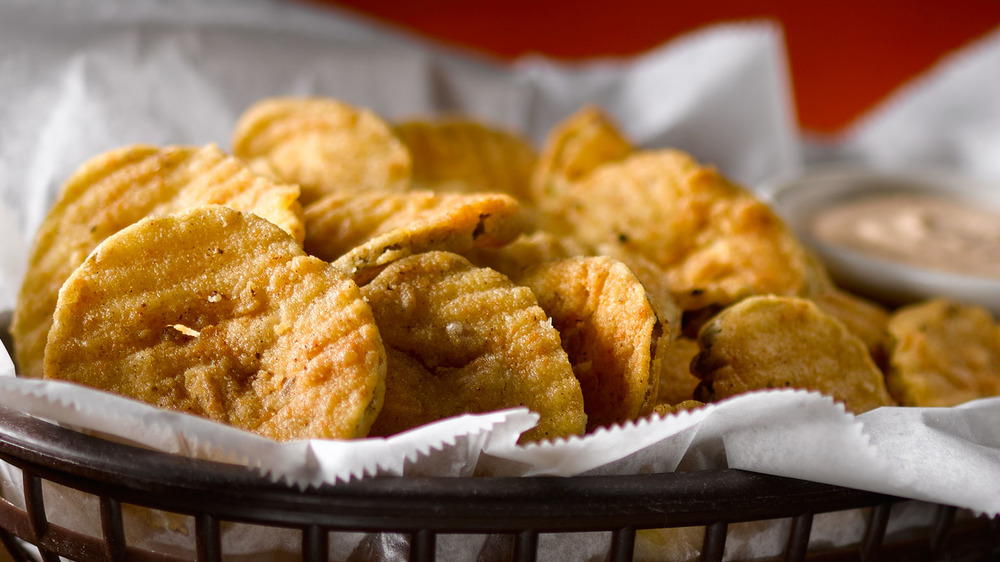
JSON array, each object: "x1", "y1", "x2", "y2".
[{"x1": 312, "y1": 1, "x2": 1000, "y2": 135}]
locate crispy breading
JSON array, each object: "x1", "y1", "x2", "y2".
[
  {"x1": 232, "y1": 97, "x2": 411, "y2": 204},
  {"x1": 514, "y1": 256, "x2": 667, "y2": 429},
  {"x1": 44, "y1": 206, "x2": 386, "y2": 441},
  {"x1": 812, "y1": 289, "x2": 892, "y2": 368},
  {"x1": 886, "y1": 299, "x2": 1000, "y2": 407},
  {"x1": 12, "y1": 144, "x2": 302, "y2": 378},
  {"x1": 655, "y1": 337, "x2": 703, "y2": 407},
  {"x1": 465, "y1": 231, "x2": 588, "y2": 279},
  {"x1": 692, "y1": 296, "x2": 895, "y2": 414},
  {"x1": 393, "y1": 117, "x2": 537, "y2": 200},
  {"x1": 564, "y1": 149, "x2": 814, "y2": 311},
  {"x1": 595, "y1": 244, "x2": 684, "y2": 342},
  {"x1": 361, "y1": 251, "x2": 586, "y2": 442},
  {"x1": 530, "y1": 106, "x2": 633, "y2": 233},
  {"x1": 652, "y1": 400, "x2": 704, "y2": 417},
  {"x1": 303, "y1": 190, "x2": 525, "y2": 283}
]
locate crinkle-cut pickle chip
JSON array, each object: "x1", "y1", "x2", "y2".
[
  {"x1": 393, "y1": 118, "x2": 537, "y2": 200},
  {"x1": 886, "y1": 299, "x2": 1000, "y2": 407},
  {"x1": 232, "y1": 97, "x2": 411, "y2": 204},
  {"x1": 595, "y1": 244, "x2": 683, "y2": 341},
  {"x1": 812, "y1": 288, "x2": 891, "y2": 368},
  {"x1": 514, "y1": 256, "x2": 667, "y2": 430},
  {"x1": 12, "y1": 144, "x2": 303, "y2": 379},
  {"x1": 361, "y1": 251, "x2": 586, "y2": 442},
  {"x1": 44, "y1": 206, "x2": 386, "y2": 441},
  {"x1": 564, "y1": 149, "x2": 813, "y2": 311},
  {"x1": 652, "y1": 400, "x2": 704, "y2": 417},
  {"x1": 304, "y1": 190, "x2": 525, "y2": 283},
  {"x1": 465, "y1": 230, "x2": 588, "y2": 280},
  {"x1": 531, "y1": 105, "x2": 632, "y2": 200},
  {"x1": 655, "y1": 337, "x2": 702, "y2": 407},
  {"x1": 530, "y1": 106, "x2": 632, "y2": 233},
  {"x1": 692, "y1": 296, "x2": 895, "y2": 414}
]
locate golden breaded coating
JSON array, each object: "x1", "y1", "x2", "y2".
[
  {"x1": 514, "y1": 256, "x2": 667, "y2": 430},
  {"x1": 692, "y1": 296, "x2": 895, "y2": 414},
  {"x1": 812, "y1": 289, "x2": 892, "y2": 369},
  {"x1": 232, "y1": 97, "x2": 411, "y2": 204},
  {"x1": 652, "y1": 400, "x2": 704, "y2": 417},
  {"x1": 595, "y1": 244, "x2": 684, "y2": 341},
  {"x1": 393, "y1": 118, "x2": 537, "y2": 200},
  {"x1": 44, "y1": 206, "x2": 386, "y2": 441},
  {"x1": 531, "y1": 106, "x2": 632, "y2": 199},
  {"x1": 361, "y1": 251, "x2": 586, "y2": 442},
  {"x1": 244, "y1": 156, "x2": 285, "y2": 183},
  {"x1": 12, "y1": 144, "x2": 303, "y2": 379},
  {"x1": 655, "y1": 337, "x2": 703, "y2": 407},
  {"x1": 304, "y1": 190, "x2": 525, "y2": 283},
  {"x1": 465, "y1": 231, "x2": 588, "y2": 279},
  {"x1": 886, "y1": 299, "x2": 1000, "y2": 407},
  {"x1": 564, "y1": 150, "x2": 814, "y2": 311},
  {"x1": 799, "y1": 249, "x2": 839, "y2": 297},
  {"x1": 530, "y1": 106, "x2": 633, "y2": 233}
]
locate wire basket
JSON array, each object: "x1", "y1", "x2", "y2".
[{"x1": 0, "y1": 316, "x2": 997, "y2": 561}]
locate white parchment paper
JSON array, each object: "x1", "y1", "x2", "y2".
[{"x1": 2, "y1": 0, "x2": 1000, "y2": 559}]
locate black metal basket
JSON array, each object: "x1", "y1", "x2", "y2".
[{"x1": 0, "y1": 316, "x2": 997, "y2": 562}]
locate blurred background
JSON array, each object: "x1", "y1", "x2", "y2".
[{"x1": 310, "y1": 0, "x2": 1000, "y2": 135}]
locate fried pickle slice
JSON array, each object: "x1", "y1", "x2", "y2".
[
  {"x1": 232, "y1": 97, "x2": 411, "y2": 204},
  {"x1": 12, "y1": 144, "x2": 303, "y2": 378},
  {"x1": 304, "y1": 190, "x2": 525, "y2": 283},
  {"x1": 692, "y1": 296, "x2": 895, "y2": 414},
  {"x1": 530, "y1": 106, "x2": 632, "y2": 233},
  {"x1": 812, "y1": 289, "x2": 891, "y2": 369},
  {"x1": 595, "y1": 244, "x2": 684, "y2": 341},
  {"x1": 531, "y1": 106, "x2": 632, "y2": 204},
  {"x1": 393, "y1": 118, "x2": 537, "y2": 200},
  {"x1": 44, "y1": 206, "x2": 386, "y2": 441},
  {"x1": 564, "y1": 150, "x2": 814, "y2": 311},
  {"x1": 361, "y1": 251, "x2": 586, "y2": 442},
  {"x1": 652, "y1": 400, "x2": 704, "y2": 417},
  {"x1": 514, "y1": 256, "x2": 667, "y2": 430},
  {"x1": 886, "y1": 299, "x2": 1000, "y2": 407},
  {"x1": 464, "y1": 230, "x2": 588, "y2": 279},
  {"x1": 655, "y1": 337, "x2": 703, "y2": 407}
]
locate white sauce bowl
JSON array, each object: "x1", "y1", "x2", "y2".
[{"x1": 763, "y1": 167, "x2": 1000, "y2": 315}]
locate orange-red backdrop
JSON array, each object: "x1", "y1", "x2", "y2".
[{"x1": 312, "y1": 0, "x2": 1000, "y2": 135}]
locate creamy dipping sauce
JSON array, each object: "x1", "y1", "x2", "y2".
[{"x1": 811, "y1": 192, "x2": 1000, "y2": 280}]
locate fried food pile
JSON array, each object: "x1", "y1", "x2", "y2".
[{"x1": 13, "y1": 98, "x2": 1000, "y2": 443}]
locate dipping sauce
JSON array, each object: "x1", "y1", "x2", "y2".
[{"x1": 811, "y1": 192, "x2": 1000, "y2": 280}]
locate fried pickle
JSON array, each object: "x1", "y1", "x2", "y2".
[
  {"x1": 232, "y1": 97, "x2": 411, "y2": 204},
  {"x1": 361, "y1": 251, "x2": 586, "y2": 442},
  {"x1": 530, "y1": 106, "x2": 633, "y2": 233},
  {"x1": 303, "y1": 190, "x2": 525, "y2": 283},
  {"x1": 595, "y1": 244, "x2": 684, "y2": 341},
  {"x1": 692, "y1": 296, "x2": 895, "y2": 414},
  {"x1": 44, "y1": 206, "x2": 386, "y2": 441},
  {"x1": 812, "y1": 289, "x2": 892, "y2": 369},
  {"x1": 464, "y1": 231, "x2": 588, "y2": 279},
  {"x1": 514, "y1": 256, "x2": 668, "y2": 429},
  {"x1": 393, "y1": 118, "x2": 537, "y2": 200},
  {"x1": 655, "y1": 337, "x2": 703, "y2": 408},
  {"x1": 12, "y1": 144, "x2": 303, "y2": 378},
  {"x1": 886, "y1": 299, "x2": 1000, "y2": 407},
  {"x1": 652, "y1": 400, "x2": 704, "y2": 417},
  {"x1": 564, "y1": 150, "x2": 814, "y2": 311}
]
